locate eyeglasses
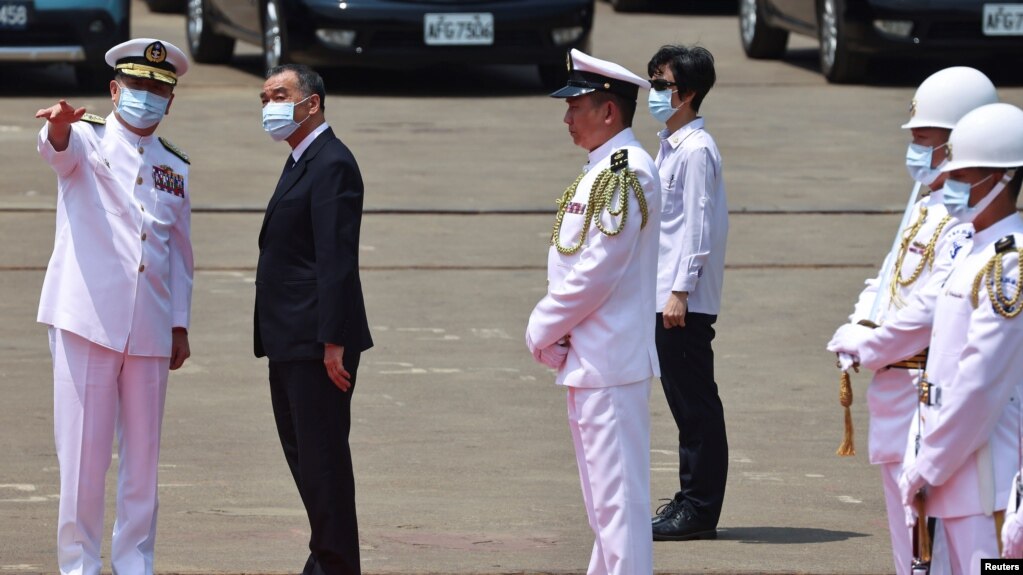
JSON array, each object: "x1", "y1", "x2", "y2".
[{"x1": 649, "y1": 79, "x2": 677, "y2": 91}]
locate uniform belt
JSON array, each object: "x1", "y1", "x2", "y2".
[{"x1": 889, "y1": 348, "x2": 928, "y2": 370}]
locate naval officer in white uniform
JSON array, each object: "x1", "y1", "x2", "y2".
[
  {"x1": 828, "y1": 67, "x2": 995, "y2": 575},
  {"x1": 526, "y1": 49, "x2": 660, "y2": 575},
  {"x1": 830, "y1": 102, "x2": 1023, "y2": 574},
  {"x1": 34, "y1": 38, "x2": 193, "y2": 575}
]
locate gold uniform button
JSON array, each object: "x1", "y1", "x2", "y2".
[
  {"x1": 141, "y1": 232, "x2": 147, "y2": 241},
  {"x1": 138, "y1": 146, "x2": 144, "y2": 154},
  {"x1": 140, "y1": 204, "x2": 145, "y2": 212},
  {"x1": 138, "y1": 264, "x2": 145, "y2": 272},
  {"x1": 136, "y1": 176, "x2": 144, "y2": 185}
]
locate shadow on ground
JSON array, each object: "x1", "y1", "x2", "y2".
[{"x1": 718, "y1": 526, "x2": 870, "y2": 545}]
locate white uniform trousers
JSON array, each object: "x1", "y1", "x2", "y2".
[
  {"x1": 932, "y1": 514, "x2": 999, "y2": 575},
  {"x1": 567, "y1": 379, "x2": 652, "y2": 575},
  {"x1": 49, "y1": 328, "x2": 169, "y2": 575},
  {"x1": 881, "y1": 461, "x2": 914, "y2": 575}
]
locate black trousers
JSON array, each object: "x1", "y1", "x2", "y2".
[
  {"x1": 655, "y1": 312, "x2": 728, "y2": 526},
  {"x1": 269, "y1": 351, "x2": 362, "y2": 575}
]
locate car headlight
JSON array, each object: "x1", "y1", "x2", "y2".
[
  {"x1": 316, "y1": 29, "x2": 357, "y2": 48},
  {"x1": 551, "y1": 26, "x2": 584, "y2": 46},
  {"x1": 873, "y1": 20, "x2": 913, "y2": 38}
]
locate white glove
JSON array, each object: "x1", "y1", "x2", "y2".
[
  {"x1": 1004, "y1": 509, "x2": 1023, "y2": 558},
  {"x1": 836, "y1": 352, "x2": 856, "y2": 372},
  {"x1": 826, "y1": 323, "x2": 873, "y2": 359},
  {"x1": 526, "y1": 332, "x2": 569, "y2": 370},
  {"x1": 1004, "y1": 473, "x2": 1023, "y2": 558},
  {"x1": 899, "y1": 464, "x2": 927, "y2": 528}
]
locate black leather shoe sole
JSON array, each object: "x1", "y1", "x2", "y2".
[{"x1": 653, "y1": 528, "x2": 717, "y2": 542}]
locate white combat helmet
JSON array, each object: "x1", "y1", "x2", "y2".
[
  {"x1": 942, "y1": 103, "x2": 1023, "y2": 171},
  {"x1": 902, "y1": 67, "x2": 998, "y2": 130}
]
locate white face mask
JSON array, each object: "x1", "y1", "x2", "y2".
[
  {"x1": 261, "y1": 95, "x2": 311, "y2": 141},
  {"x1": 905, "y1": 142, "x2": 947, "y2": 186},
  {"x1": 942, "y1": 172, "x2": 1009, "y2": 224}
]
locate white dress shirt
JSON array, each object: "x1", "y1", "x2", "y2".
[
  {"x1": 655, "y1": 118, "x2": 728, "y2": 314},
  {"x1": 37, "y1": 113, "x2": 193, "y2": 357},
  {"x1": 527, "y1": 128, "x2": 661, "y2": 388}
]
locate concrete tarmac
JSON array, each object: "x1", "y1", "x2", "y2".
[{"x1": 2, "y1": 1, "x2": 1022, "y2": 573}]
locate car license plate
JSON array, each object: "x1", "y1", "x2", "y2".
[
  {"x1": 424, "y1": 13, "x2": 494, "y2": 46},
  {"x1": 0, "y1": 0, "x2": 30, "y2": 30},
  {"x1": 983, "y1": 4, "x2": 1023, "y2": 36}
]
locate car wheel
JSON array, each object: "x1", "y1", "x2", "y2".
[
  {"x1": 739, "y1": 0, "x2": 788, "y2": 59},
  {"x1": 186, "y1": 0, "x2": 235, "y2": 64},
  {"x1": 817, "y1": 0, "x2": 866, "y2": 83},
  {"x1": 263, "y1": 0, "x2": 289, "y2": 73},
  {"x1": 145, "y1": 0, "x2": 184, "y2": 14},
  {"x1": 609, "y1": 0, "x2": 648, "y2": 12}
]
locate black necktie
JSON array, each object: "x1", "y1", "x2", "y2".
[{"x1": 278, "y1": 155, "x2": 296, "y2": 185}]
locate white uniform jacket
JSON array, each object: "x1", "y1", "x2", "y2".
[
  {"x1": 527, "y1": 128, "x2": 661, "y2": 388},
  {"x1": 848, "y1": 190, "x2": 972, "y2": 464},
  {"x1": 37, "y1": 113, "x2": 193, "y2": 357},
  {"x1": 912, "y1": 214, "x2": 1023, "y2": 519}
]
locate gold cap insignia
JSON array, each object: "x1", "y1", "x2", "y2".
[
  {"x1": 909, "y1": 99, "x2": 917, "y2": 118},
  {"x1": 946, "y1": 142, "x2": 953, "y2": 162},
  {"x1": 144, "y1": 41, "x2": 167, "y2": 64},
  {"x1": 566, "y1": 51, "x2": 572, "y2": 72}
]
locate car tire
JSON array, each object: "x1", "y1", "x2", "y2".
[
  {"x1": 187, "y1": 0, "x2": 235, "y2": 64},
  {"x1": 262, "y1": 0, "x2": 290, "y2": 73},
  {"x1": 817, "y1": 0, "x2": 866, "y2": 83},
  {"x1": 739, "y1": 0, "x2": 788, "y2": 59},
  {"x1": 609, "y1": 0, "x2": 648, "y2": 12},
  {"x1": 145, "y1": 0, "x2": 184, "y2": 14}
]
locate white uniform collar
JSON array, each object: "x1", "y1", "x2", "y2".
[
  {"x1": 106, "y1": 112, "x2": 156, "y2": 146},
  {"x1": 291, "y1": 122, "x2": 330, "y2": 163},
  {"x1": 658, "y1": 117, "x2": 704, "y2": 150},
  {"x1": 973, "y1": 212, "x2": 1023, "y2": 249},
  {"x1": 586, "y1": 127, "x2": 637, "y2": 168}
]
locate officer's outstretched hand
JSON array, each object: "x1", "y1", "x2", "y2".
[
  {"x1": 35, "y1": 100, "x2": 86, "y2": 125},
  {"x1": 169, "y1": 328, "x2": 190, "y2": 370}
]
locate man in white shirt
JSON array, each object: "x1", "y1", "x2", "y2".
[
  {"x1": 830, "y1": 102, "x2": 1023, "y2": 574},
  {"x1": 34, "y1": 38, "x2": 193, "y2": 575},
  {"x1": 645, "y1": 45, "x2": 729, "y2": 541},
  {"x1": 527, "y1": 49, "x2": 660, "y2": 575}
]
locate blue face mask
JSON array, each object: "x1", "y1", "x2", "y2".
[
  {"x1": 262, "y1": 95, "x2": 311, "y2": 141},
  {"x1": 905, "y1": 143, "x2": 946, "y2": 186},
  {"x1": 116, "y1": 84, "x2": 169, "y2": 129},
  {"x1": 648, "y1": 88, "x2": 681, "y2": 124},
  {"x1": 942, "y1": 173, "x2": 1004, "y2": 223}
]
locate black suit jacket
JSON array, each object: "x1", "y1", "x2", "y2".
[{"x1": 255, "y1": 127, "x2": 373, "y2": 361}]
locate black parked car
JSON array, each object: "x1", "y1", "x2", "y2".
[
  {"x1": 186, "y1": 0, "x2": 594, "y2": 88},
  {"x1": 0, "y1": 0, "x2": 130, "y2": 90},
  {"x1": 739, "y1": 0, "x2": 1023, "y2": 83}
]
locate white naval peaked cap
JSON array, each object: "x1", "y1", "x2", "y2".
[
  {"x1": 902, "y1": 66, "x2": 997, "y2": 130},
  {"x1": 549, "y1": 49, "x2": 650, "y2": 101},
  {"x1": 105, "y1": 38, "x2": 189, "y2": 86}
]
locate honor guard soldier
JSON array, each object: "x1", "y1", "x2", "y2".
[
  {"x1": 828, "y1": 67, "x2": 996, "y2": 575},
  {"x1": 526, "y1": 49, "x2": 661, "y2": 575},
  {"x1": 34, "y1": 38, "x2": 192, "y2": 575},
  {"x1": 832, "y1": 103, "x2": 1023, "y2": 574}
]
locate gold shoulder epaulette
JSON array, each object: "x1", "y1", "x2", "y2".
[
  {"x1": 80, "y1": 113, "x2": 105, "y2": 125},
  {"x1": 971, "y1": 234, "x2": 1023, "y2": 317},
  {"x1": 159, "y1": 137, "x2": 190, "y2": 165},
  {"x1": 610, "y1": 148, "x2": 628, "y2": 172}
]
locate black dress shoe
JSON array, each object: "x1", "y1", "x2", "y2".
[
  {"x1": 651, "y1": 495, "x2": 684, "y2": 525},
  {"x1": 652, "y1": 506, "x2": 717, "y2": 541}
]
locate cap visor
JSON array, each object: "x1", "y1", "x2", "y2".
[{"x1": 549, "y1": 85, "x2": 595, "y2": 99}]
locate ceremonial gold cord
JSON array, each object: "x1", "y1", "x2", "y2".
[
  {"x1": 971, "y1": 246, "x2": 1023, "y2": 318},
  {"x1": 551, "y1": 167, "x2": 648, "y2": 255},
  {"x1": 888, "y1": 207, "x2": 951, "y2": 308}
]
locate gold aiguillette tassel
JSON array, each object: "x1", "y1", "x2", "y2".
[{"x1": 836, "y1": 370, "x2": 855, "y2": 456}]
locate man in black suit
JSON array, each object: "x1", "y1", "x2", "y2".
[{"x1": 255, "y1": 64, "x2": 373, "y2": 575}]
